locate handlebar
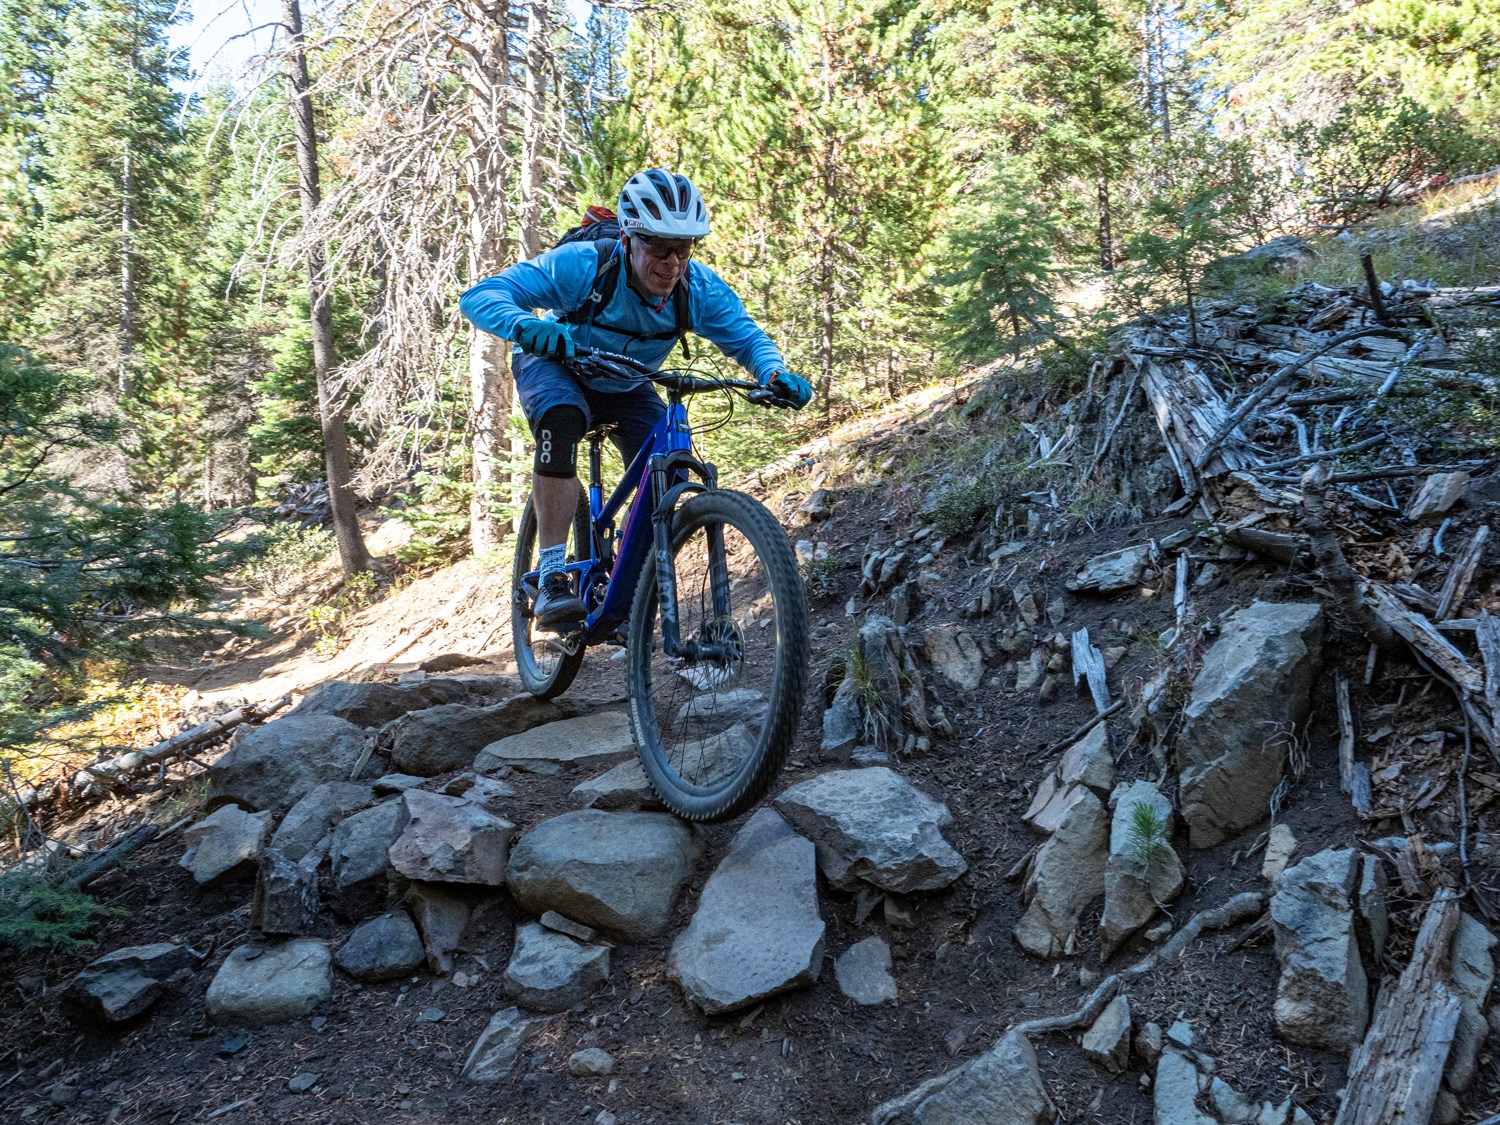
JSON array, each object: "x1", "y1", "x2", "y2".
[{"x1": 563, "y1": 345, "x2": 799, "y2": 410}]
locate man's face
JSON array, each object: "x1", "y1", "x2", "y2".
[{"x1": 626, "y1": 233, "x2": 695, "y2": 298}]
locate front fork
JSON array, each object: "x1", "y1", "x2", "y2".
[{"x1": 651, "y1": 460, "x2": 730, "y2": 661}]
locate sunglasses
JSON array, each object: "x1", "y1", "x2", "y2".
[{"x1": 634, "y1": 234, "x2": 699, "y2": 262}]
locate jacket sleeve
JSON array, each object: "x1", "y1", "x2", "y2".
[
  {"x1": 690, "y1": 265, "x2": 787, "y2": 382},
  {"x1": 458, "y1": 244, "x2": 600, "y2": 341}
]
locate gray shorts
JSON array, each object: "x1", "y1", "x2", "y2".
[{"x1": 512, "y1": 353, "x2": 666, "y2": 465}]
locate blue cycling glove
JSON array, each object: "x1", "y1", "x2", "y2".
[
  {"x1": 763, "y1": 369, "x2": 812, "y2": 409},
  {"x1": 514, "y1": 317, "x2": 575, "y2": 357}
]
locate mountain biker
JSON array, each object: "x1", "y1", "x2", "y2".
[{"x1": 459, "y1": 168, "x2": 812, "y2": 628}]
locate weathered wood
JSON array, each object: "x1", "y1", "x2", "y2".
[
  {"x1": 1360, "y1": 250, "x2": 1392, "y2": 325},
  {"x1": 65, "y1": 824, "x2": 160, "y2": 890},
  {"x1": 7, "y1": 696, "x2": 292, "y2": 813},
  {"x1": 1070, "y1": 627, "x2": 1111, "y2": 714},
  {"x1": 1195, "y1": 325, "x2": 1409, "y2": 470},
  {"x1": 1334, "y1": 895, "x2": 1463, "y2": 1125},
  {"x1": 1337, "y1": 672, "x2": 1355, "y2": 793},
  {"x1": 1173, "y1": 553, "x2": 1189, "y2": 631},
  {"x1": 1301, "y1": 466, "x2": 1394, "y2": 650},
  {"x1": 1226, "y1": 526, "x2": 1306, "y2": 564},
  {"x1": 1478, "y1": 613, "x2": 1500, "y2": 720},
  {"x1": 1435, "y1": 526, "x2": 1488, "y2": 621},
  {"x1": 1368, "y1": 583, "x2": 1484, "y2": 695}
]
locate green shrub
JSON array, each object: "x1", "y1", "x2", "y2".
[
  {"x1": 232, "y1": 524, "x2": 336, "y2": 598},
  {"x1": 0, "y1": 868, "x2": 124, "y2": 952}
]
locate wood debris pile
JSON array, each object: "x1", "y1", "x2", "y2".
[{"x1": 1093, "y1": 278, "x2": 1499, "y2": 894}]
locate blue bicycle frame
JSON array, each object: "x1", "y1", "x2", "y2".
[{"x1": 528, "y1": 394, "x2": 712, "y2": 652}]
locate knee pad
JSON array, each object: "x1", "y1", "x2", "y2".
[{"x1": 532, "y1": 406, "x2": 585, "y2": 479}]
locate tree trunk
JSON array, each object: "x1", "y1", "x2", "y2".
[
  {"x1": 817, "y1": 31, "x2": 836, "y2": 419},
  {"x1": 1097, "y1": 171, "x2": 1114, "y2": 273},
  {"x1": 119, "y1": 142, "x2": 134, "y2": 399},
  {"x1": 466, "y1": 8, "x2": 515, "y2": 556},
  {"x1": 518, "y1": 0, "x2": 547, "y2": 261},
  {"x1": 281, "y1": 0, "x2": 372, "y2": 578}
]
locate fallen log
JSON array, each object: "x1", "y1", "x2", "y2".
[
  {"x1": 1435, "y1": 526, "x2": 1488, "y2": 621},
  {"x1": 1333, "y1": 894, "x2": 1462, "y2": 1125},
  {"x1": 6, "y1": 695, "x2": 291, "y2": 814}
]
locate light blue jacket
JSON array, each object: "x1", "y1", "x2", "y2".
[{"x1": 459, "y1": 242, "x2": 787, "y2": 383}]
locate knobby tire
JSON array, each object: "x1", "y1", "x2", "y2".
[
  {"x1": 512, "y1": 495, "x2": 589, "y2": 700},
  {"x1": 627, "y1": 489, "x2": 809, "y2": 821}
]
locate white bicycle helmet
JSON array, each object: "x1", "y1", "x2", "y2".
[{"x1": 618, "y1": 169, "x2": 710, "y2": 239}]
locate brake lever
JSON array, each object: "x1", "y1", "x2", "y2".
[{"x1": 747, "y1": 387, "x2": 795, "y2": 408}]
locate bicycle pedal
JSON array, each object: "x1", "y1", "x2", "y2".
[{"x1": 537, "y1": 628, "x2": 585, "y2": 657}]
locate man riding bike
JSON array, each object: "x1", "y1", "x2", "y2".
[{"x1": 459, "y1": 168, "x2": 812, "y2": 628}]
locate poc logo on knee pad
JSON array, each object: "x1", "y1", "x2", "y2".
[{"x1": 539, "y1": 429, "x2": 553, "y2": 465}]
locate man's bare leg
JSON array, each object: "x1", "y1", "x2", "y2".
[{"x1": 534, "y1": 472, "x2": 579, "y2": 549}]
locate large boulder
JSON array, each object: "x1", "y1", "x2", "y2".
[
  {"x1": 389, "y1": 696, "x2": 582, "y2": 776},
  {"x1": 909, "y1": 1032, "x2": 1055, "y2": 1124},
  {"x1": 1176, "y1": 602, "x2": 1323, "y2": 848},
  {"x1": 473, "y1": 710, "x2": 636, "y2": 775},
  {"x1": 1270, "y1": 848, "x2": 1368, "y2": 1051},
  {"x1": 205, "y1": 939, "x2": 331, "y2": 1028},
  {"x1": 773, "y1": 767, "x2": 966, "y2": 894},
  {"x1": 1014, "y1": 788, "x2": 1108, "y2": 960},
  {"x1": 269, "y1": 782, "x2": 374, "y2": 862},
  {"x1": 207, "y1": 715, "x2": 368, "y2": 813},
  {"x1": 290, "y1": 679, "x2": 468, "y2": 727},
  {"x1": 668, "y1": 810, "x2": 825, "y2": 1015},
  {"x1": 328, "y1": 798, "x2": 408, "y2": 919},
  {"x1": 506, "y1": 810, "x2": 700, "y2": 942},
  {"x1": 179, "y1": 806, "x2": 273, "y2": 885},
  {"x1": 502, "y1": 923, "x2": 610, "y2": 1012},
  {"x1": 1100, "y1": 780, "x2": 1185, "y2": 957},
  {"x1": 386, "y1": 789, "x2": 514, "y2": 886}
]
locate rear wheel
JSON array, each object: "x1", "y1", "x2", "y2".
[
  {"x1": 627, "y1": 489, "x2": 809, "y2": 821},
  {"x1": 512, "y1": 494, "x2": 590, "y2": 699}
]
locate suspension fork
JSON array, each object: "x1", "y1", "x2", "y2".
[{"x1": 649, "y1": 457, "x2": 727, "y2": 661}]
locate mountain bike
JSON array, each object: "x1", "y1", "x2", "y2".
[{"x1": 510, "y1": 347, "x2": 810, "y2": 822}]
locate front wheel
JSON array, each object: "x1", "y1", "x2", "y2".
[
  {"x1": 512, "y1": 495, "x2": 588, "y2": 699},
  {"x1": 627, "y1": 489, "x2": 809, "y2": 821}
]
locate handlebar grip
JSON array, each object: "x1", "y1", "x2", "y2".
[{"x1": 748, "y1": 387, "x2": 795, "y2": 408}]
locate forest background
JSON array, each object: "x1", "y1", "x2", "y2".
[{"x1": 2, "y1": 0, "x2": 1499, "y2": 802}]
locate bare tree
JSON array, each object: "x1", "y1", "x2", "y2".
[
  {"x1": 308, "y1": 0, "x2": 576, "y2": 555},
  {"x1": 280, "y1": 0, "x2": 374, "y2": 576}
]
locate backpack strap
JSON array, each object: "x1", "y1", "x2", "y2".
[{"x1": 560, "y1": 239, "x2": 692, "y2": 351}]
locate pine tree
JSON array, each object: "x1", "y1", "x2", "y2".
[{"x1": 34, "y1": 0, "x2": 193, "y2": 400}]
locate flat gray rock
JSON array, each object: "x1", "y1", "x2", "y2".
[
  {"x1": 328, "y1": 798, "x2": 408, "y2": 919},
  {"x1": 462, "y1": 1007, "x2": 554, "y2": 1082},
  {"x1": 179, "y1": 806, "x2": 272, "y2": 885},
  {"x1": 570, "y1": 758, "x2": 663, "y2": 811},
  {"x1": 270, "y1": 782, "x2": 374, "y2": 862},
  {"x1": 507, "y1": 810, "x2": 700, "y2": 942},
  {"x1": 205, "y1": 939, "x2": 331, "y2": 1028},
  {"x1": 834, "y1": 936, "x2": 896, "y2": 1005},
  {"x1": 923, "y1": 625, "x2": 985, "y2": 692},
  {"x1": 1177, "y1": 602, "x2": 1322, "y2": 848},
  {"x1": 391, "y1": 696, "x2": 580, "y2": 776},
  {"x1": 1081, "y1": 994, "x2": 1131, "y2": 1074},
  {"x1": 207, "y1": 715, "x2": 367, "y2": 813},
  {"x1": 474, "y1": 709, "x2": 636, "y2": 774},
  {"x1": 669, "y1": 810, "x2": 825, "y2": 1015},
  {"x1": 404, "y1": 882, "x2": 471, "y2": 974},
  {"x1": 912, "y1": 1032, "x2": 1056, "y2": 1124},
  {"x1": 568, "y1": 1048, "x2": 615, "y2": 1076},
  {"x1": 1065, "y1": 545, "x2": 1150, "y2": 594},
  {"x1": 1100, "y1": 780, "x2": 1184, "y2": 957},
  {"x1": 290, "y1": 679, "x2": 468, "y2": 727},
  {"x1": 334, "y1": 911, "x2": 425, "y2": 982},
  {"x1": 503, "y1": 923, "x2": 610, "y2": 1012},
  {"x1": 1015, "y1": 788, "x2": 1108, "y2": 960},
  {"x1": 387, "y1": 789, "x2": 514, "y2": 886},
  {"x1": 773, "y1": 767, "x2": 966, "y2": 893},
  {"x1": 63, "y1": 944, "x2": 189, "y2": 1024},
  {"x1": 1271, "y1": 848, "x2": 1367, "y2": 1051}
]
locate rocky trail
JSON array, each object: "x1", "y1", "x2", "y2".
[{"x1": 4, "y1": 277, "x2": 1500, "y2": 1125}]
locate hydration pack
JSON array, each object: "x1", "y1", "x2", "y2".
[{"x1": 553, "y1": 206, "x2": 692, "y2": 354}]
